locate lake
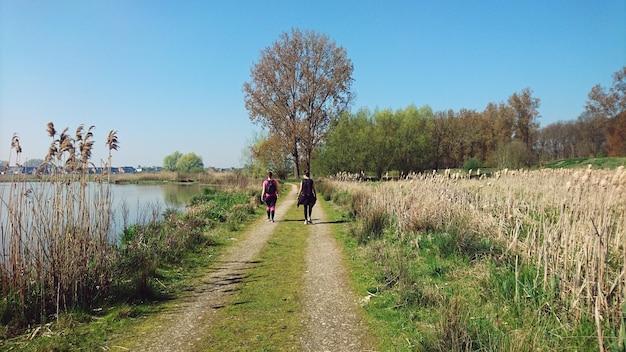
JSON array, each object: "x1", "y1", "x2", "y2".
[
  {"x1": 0, "y1": 182, "x2": 207, "y2": 240},
  {"x1": 107, "y1": 183, "x2": 205, "y2": 230}
]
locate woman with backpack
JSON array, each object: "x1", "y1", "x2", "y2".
[
  {"x1": 297, "y1": 170, "x2": 316, "y2": 224},
  {"x1": 261, "y1": 171, "x2": 279, "y2": 222}
]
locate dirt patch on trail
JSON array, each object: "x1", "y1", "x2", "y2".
[{"x1": 113, "y1": 184, "x2": 374, "y2": 351}]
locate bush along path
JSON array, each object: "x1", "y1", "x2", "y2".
[{"x1": 110, "y1": 183, "x2": 376, "y2": 351}]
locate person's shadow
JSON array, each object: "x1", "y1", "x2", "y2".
[
  {"x1": 278, "y1": 219, "x2": 350, "y2": 224},
  {"x1": 311, "y1": 219, "x2": 349, "y2": 224}
]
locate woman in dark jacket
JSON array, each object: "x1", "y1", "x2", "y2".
[
  {"x1": 297, "y1": 170, "x2": 316, "y2": 224},
  {"x1": 261, "y1": 171, "x2": 279, "y2": 222}
]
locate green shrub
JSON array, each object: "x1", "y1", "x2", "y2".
[
  {"x1": 331, "y1": 190, "x2": 352, "y2": 207},
  {"x1": 350, "y1": 207, "x2": 389, "y2": 244},
  {"x1": 227, "y1": 203, "x2": 254, "y2": 231},
  {"x1": 315, "y1": 179, "x2": 332, "y2": 199},
  {"x1": 117, "y1": 224, "x2": 161, "y2": 297},
  {"x1": 0, "y1": 292, "x2": 26, "y2": 330},
  {"x1": 463, "y1": 157, "x2": 483, "y2": 171}
]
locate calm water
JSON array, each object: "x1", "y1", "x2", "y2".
[
  {"x1": 108, "y1": 183, "x2": 204, "y2": 230},
  {"x1": 0, "y1": 182, "x2": 206, "y2": 239}
]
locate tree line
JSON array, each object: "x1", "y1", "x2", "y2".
[
  {"x1": 315, "y1": 88, "x2": 540, "y2": 178},
  {"x1": 162, "y1": 151, "x2": 204, "y2": 172},
  {"x1": 241, "y1": 28, "x2": 625, "y2": 177},
  {"x1": 538, "y1": 67, "x2": 626, "y2": 161},
  {"x1": 314, "y1": 67, "x2": 625, "y2": 178}
]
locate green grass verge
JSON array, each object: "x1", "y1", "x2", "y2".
[
  {"x1": 542, "y1": 156, "x2": 626, "y2": 169},
  {"x1": 195, "y1": 195, "x2": 307, "y2": 351}
]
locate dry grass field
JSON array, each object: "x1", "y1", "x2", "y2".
[{"x1": 327, "y1": 166, "x2": 625, "y2": 350}]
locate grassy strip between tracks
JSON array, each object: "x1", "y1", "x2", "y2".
[{"x1": 195, "y1": 196, "x2": 307, "y2": 351}]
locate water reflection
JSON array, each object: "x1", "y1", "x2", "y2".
[
  {"x1": 109, "y1": 183, "x2": 205, "y2": 233},
  {"x1": 161, "y1": 183, "x2": 204, "y2": 208},
  {"x1": 111, "y1": 183, "x2": 203, "y2": 211},
  {"x1": 0, "y1": 182, "x2": 206, "y2": 239}
]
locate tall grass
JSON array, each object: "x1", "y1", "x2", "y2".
[
  {"x1": 1, "y1": 124, "x2": 263, "y2": 339},
  {"x1": 325, "y1": 165, "x2": 626, "y2": 350},
  {"x1": 0, "y1": 123, "x2": 120, "y2": 328}
]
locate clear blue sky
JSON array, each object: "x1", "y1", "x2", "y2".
[{"x1": 1, "y1": 0, "x2": 625, "y2": 168}]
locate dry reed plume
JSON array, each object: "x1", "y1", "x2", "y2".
[
  {"x1": 328, "y1": 166, "x2": 626, "y2": 350},
  {"x1": 1, "y1": 122, "x2": 119, "y2": 327}
]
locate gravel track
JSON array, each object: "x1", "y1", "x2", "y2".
[
  {"x1": 301, "y1": 195, "x2": 374, "y2": 352},
  {"x1": 114, "y1": 184, "x2": 373, "y2": 351}
]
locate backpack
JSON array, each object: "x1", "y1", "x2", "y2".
[
  {"x1": 266, "y1": 180, "x2": 277, "y2": 195},
  {"x1": 301, "y1": 179, "x2": 313, "y2": 196}
]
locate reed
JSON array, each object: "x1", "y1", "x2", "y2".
[
  {"x1": 1, "y1": 123, "x2": 119, "y2": 328},
  {"x1": 1, "y1": 125, "x2": 263, "y2": 342},
  {"x1": 327, "y1": 165, "x2": 626, "y2": 349}
]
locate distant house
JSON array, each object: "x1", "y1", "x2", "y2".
[
  {"x1": 209, "y1": 167, "x2": 238, "y2": 173},
  {"x1": 2, "y1": 165, "x2": 37, "y2": 175},
  {"x1": 116, "y1": 166, "x2": 137, "y2": 174}
]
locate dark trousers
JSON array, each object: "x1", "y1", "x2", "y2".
[{"x1": 303, "y1": 204, "x2": 313, "y2": 220}]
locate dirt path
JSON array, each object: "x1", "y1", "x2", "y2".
[
  {"x1": 301, "y1": 197, "x2": 374, "y2": 351},
  {"x1": 115, "y1": 184, "x2": 373, "y2": 351}
]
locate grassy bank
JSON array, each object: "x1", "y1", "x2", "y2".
[
  {"x1": 1, "y1": 123, "x2": 286, "y2": 349},
  {"x1": 0, "y1": 181, "x2": 265, "y2": 350}
]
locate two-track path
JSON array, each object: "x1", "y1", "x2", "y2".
[{"x1": 115, "y1": 184, "x2": 373, "y2": 351}]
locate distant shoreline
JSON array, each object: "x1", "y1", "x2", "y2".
[{"x1": 0, "y1": 169, "x2": 247, "y2": 187}]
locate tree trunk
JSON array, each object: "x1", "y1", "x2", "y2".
[
  {"x1": 304, "y1": 148, "x2": 312, "y2": 175},
  {"x1": 292, "y1": 141, "x2": 300, "y2": 178}
]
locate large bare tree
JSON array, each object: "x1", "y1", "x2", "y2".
[
  {"x1": 243, "y1": 28, "x2": 354, "y2": 177},
  {"x1": 508, "y1": 88, "x2": 541, "y2": 156}
]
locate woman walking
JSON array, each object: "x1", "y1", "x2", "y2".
[
  {"x1": 261, "y1": 171, "x2": 279, "y2": 222},
  {"x1": 297, "y1": 170, "x2": 316, "y2": 224}
]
